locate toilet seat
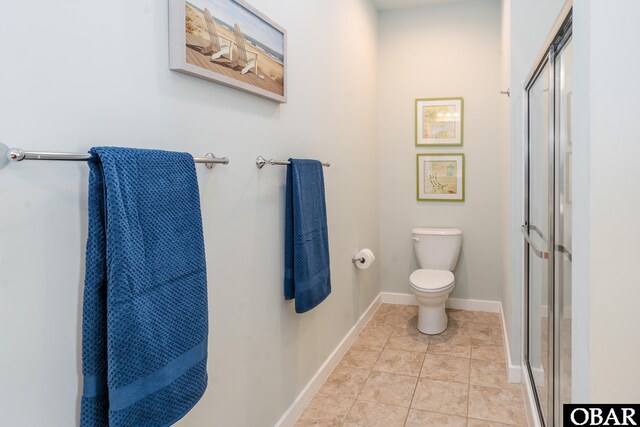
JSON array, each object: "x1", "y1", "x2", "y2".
[{"x1": 409, "y1": 269, "x2": 454, "y2": 292}]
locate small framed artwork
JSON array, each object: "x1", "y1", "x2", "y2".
[
  {"x1": 169, "y1": 0, "x2": 287, "y2": 103},
  {"x1": 416, "y1": 153, "x2": 465, "y2": 202},
  {"x1": 415, "y1": 97, "x2": 464, "y2": 146}
]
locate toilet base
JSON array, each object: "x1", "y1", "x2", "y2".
[
  {"x1": 411, "y1": 285, "x2": 453, "y2": 335},
  {"x1": 417, "y1": 303, "x2": 448, "y2": 335}
]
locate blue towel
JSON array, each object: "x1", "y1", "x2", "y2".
[
  {"x1": 80, "y1": 147, "x2": 208, "y2": 427},
  {"x1": 284, "y1": 159, "x2": 331, "y2": 313}
]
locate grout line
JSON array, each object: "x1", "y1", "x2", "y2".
[
  {"x1": 467, "y1": 355, "x2": 472, "y2": 420},
  {"x1": 341, "y1": 304, "x2": 389, "y2": 426},
  {"x1": 405, "y1": 350, "x2": 427, "y2": 425}
]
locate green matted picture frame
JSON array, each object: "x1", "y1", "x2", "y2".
[
  {"x1": 416, "y1": 153, "x2": 465, "y2": 202},
  {"x1": 415, "y1": 97, "x2": 464, "y2": 147}
]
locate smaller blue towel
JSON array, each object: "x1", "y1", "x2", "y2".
[{"x1": 284, "y1": 159, "x2": 331, "y2": 313}]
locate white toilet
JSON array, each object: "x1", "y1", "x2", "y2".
[{"x1": 409, "y1": 228, "x2": 462, "y2": 335}]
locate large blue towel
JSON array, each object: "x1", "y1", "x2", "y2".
[
  {"x1": 81, "y1": 147, "x2": 208, "y2": 427},
  {"x1": 284, "y1": 159, "x2": 331, "y2": 313}
]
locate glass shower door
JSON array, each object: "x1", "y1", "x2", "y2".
[
  {"x1": 524, "y1": 8, "x2": 572, "y2": 425},
  {"x1": 525, "y1": 60, "x2": 553, "y2": 426},
  {"x1": 555, "y1": 37, "x2": 573, "y2": 418}
]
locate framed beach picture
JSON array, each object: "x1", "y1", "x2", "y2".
[
  {"x1": 417, "y1": 153, "x2": 465, "y2": 202},
  {"x1": 415, "y1": 98, "x2": 464, "y2": 146},
  {"x1": 169, "y1": 0, "x2": 287, "y2": 103}
]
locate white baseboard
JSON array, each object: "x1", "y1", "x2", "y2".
[
  {"x1": 447, "y1": 297, "x2": 501, "y2": 313},
  {"x1": 499, "y1": 303, "x2": 523, "y2": 384},
  {"x1": 380, "y1": 292, "x2": 501, "y2": 313},
  {"x1": 380, "y1": 292, "x2": 418, "y2": 306},
  {"x1": 274, "y1": 294, "x2": 382, "y2": 427}
]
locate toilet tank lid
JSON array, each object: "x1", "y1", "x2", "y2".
[{"x1": 412, "y1": 228, "x2": 462, "y2": 236}]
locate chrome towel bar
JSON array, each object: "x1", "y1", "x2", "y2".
[
  {"x1": 6, "y1": 148, "x2": 229, "y2": 169},
  {"x1": 256, "y1": 156, "x2": 330, "y2": 169}
]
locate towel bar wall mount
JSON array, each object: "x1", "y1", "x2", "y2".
[
  {"x1": 6, "y1": 148, "x2": 229, "y2": 169},
  {"x1": 256, "y1": 156, "x2": 331, "y2": 169}
]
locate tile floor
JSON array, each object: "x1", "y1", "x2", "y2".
[{"x1": 295, "y1": 304, "x2": 528, "y2": 427}]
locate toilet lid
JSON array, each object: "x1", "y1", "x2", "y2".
[{"x1": 410, "y1": 269, "x2": 455, "y2": 291}]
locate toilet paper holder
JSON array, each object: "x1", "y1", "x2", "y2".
[{"x1": 352, "y1": 249, "x2": 375, "y2": 269}]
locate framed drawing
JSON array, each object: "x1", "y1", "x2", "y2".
[
  {"x1": 169, "y1": 0, "x2": 287, "y2": 103},
  {"x1": 417, "y1": 153, "x2": 465, "y2": 202},
  {"x1": 415, "y1": 97, "x2": 464, "y2": 146}
]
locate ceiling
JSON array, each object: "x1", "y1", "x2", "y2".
[{"x1": 373, "y1": 0, "x2": 471, "y2": 11}]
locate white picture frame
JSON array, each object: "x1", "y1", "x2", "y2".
[{"x1": 169, "y1": 0, "x2": 287, "y2": 103}]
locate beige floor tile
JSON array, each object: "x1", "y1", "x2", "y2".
[
  {"x1": 428, "y1": 334, "x2": 472, "y2": 358},
  {"x1": 405, "y1": 409, "x2": 467, "y2": 427},
  {"x1": 373, "y1": 304, "x2": 415, "y2": 323},
  {"x1": 467, "y1": 418, "x2": 511, "y2": 426},
  {"x1": 411, "y1": 378, "x2": 469, "y2": 417},
  {"x1": 360, "y1": 324, "x2": 391, "y2": 337},
  {"x1": 298, "y1": 305, "x2": 520, "y2": 427},
  {"x1": 366, "y1": 316, "x2": 400, "y2": 334},
  {"x1": 470, "y1": 359, "x2": 509, "y2": 389},
  {"x1": 471, "y1": 340, "x2": 506, "y2": 362},
  {"x1": 376, "y1": 303, "x2": 404, "y2": 315},
  {"x1": 374, "y1": 312, "x2": 416, "y2": 328},
  {"x1": 353, "y1": 326, "x2": 392, "y2": 350},
  {"x1": 343, "y1": 401, "x2": 408, "y2": 427},
  {"x1": 394, "y1": 315, "x2": 419, "y2": 332},
  {"x1": 357, "y1": 371, "x2": 418, "y2": 407},
  {"x1": 446, "y1": 309, "x2": 476, "y2": 323},
  {"x1": 464, "y1": 322, "x2": 503, "y2": 345},
  {"x1": 294, "y1": 394, "x2": 354, "y2": 427},
  {"x1": 317, "y1": 364, "x2": 370, "y2": 399},
  {"x1": 403, "y1": 305, "x2": 419, "y2": 315},
  {"x1": 421, "y1": 353, "x2": 471, "y2": 383},
  {"x1": 341, "y1": 346, "x2": 382, "y2": 370},
  {"x1": 373, "y1": 348, "x2": 425, "y2": 376},
  {"x1": 468, "y1": 385, "x2": 526, "y2": 425},
  {"x1": 432, "y1": 316, "x2": 467, "y2": 335},
  {"x1": 386, "y1": 328, "x2": 430, "y2": 353},
  {"x1": 472, "y1": 311, "x2": 501, "y2": 325}
]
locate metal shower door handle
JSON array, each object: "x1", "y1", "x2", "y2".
[
  {"x1": 556, "y1": 244, "x2": 572, "y2": 262},
  {"x1": 521, "y1": 225, "x2": 550, "y2": 260}
]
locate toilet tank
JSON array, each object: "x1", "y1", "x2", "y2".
[{"x1": 412, "y1": 228, "x2": 462, "y2": 271}]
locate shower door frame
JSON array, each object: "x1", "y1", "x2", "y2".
[{"x1": 523, "y1": 2, "x2": 572, "y2": 426}]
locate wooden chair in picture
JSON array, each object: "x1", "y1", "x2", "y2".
[
  {"x1": 233, "y1": 24, "x2": 264, "y2": 79},
  {"x1": 201, "y1": 8, "x2": 234, "y2": 63}
]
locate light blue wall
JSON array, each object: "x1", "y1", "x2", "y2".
[
  {"x1": 0, "y1": 1, "x2": 380, "y2": 425},
  {"x1": 379, "y1": 0, "x2": 504, "y2": 302}
]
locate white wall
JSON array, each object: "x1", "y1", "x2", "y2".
[
  {"x1": 378, "y1": 0, "x2": 504, "y2": 301},
  {"x1": 506, "y1": 0, "x2": 564, "y2": 365},
  {"x1": 571, "y1": 0, "x2": 591, "y2": 402},
  {"x1": 573, "y1": 0, "x2": 640, "y2": 402},
  {"x1": 499, "y1": 0, "x2": 512, "y2": 363},
  {"x1": 0, "y1": 1, "x2": 380, "y2": 426}
]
